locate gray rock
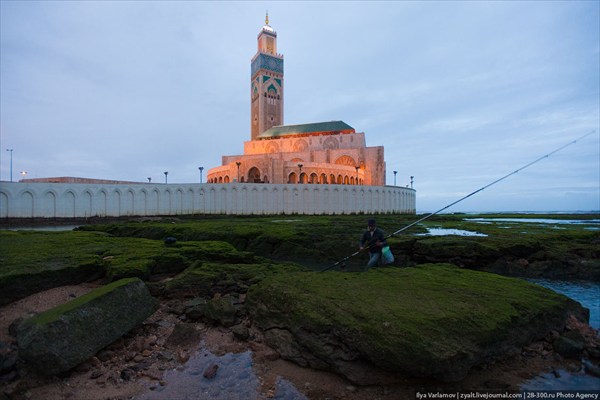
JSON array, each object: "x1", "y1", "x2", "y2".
[
  {"x1": 553, "y1": 336, "x2": 584, "y2": 359},
  {"x1": 165, "y1": 323, "x2": 203, "y2": 349},
  {"x1": 16, "y1": 278, "x2": 157, "y2": 375},
  {"x1": 231, "y1": 324, "x2": 250, "y2": 340},
  {"x1": 203, "y1": 363, "x2": 219, "y2": 379},
  {"x1": 0, "y1": 342, "x2": 17, "y2": 374},
  {"x1": 204, "y1": 295, "x2": 237, "y2": 327}
]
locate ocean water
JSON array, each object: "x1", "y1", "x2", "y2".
[{"x1": 521, "y1": 279, "x2": 600, "y2": 392}]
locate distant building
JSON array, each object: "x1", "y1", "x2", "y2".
[{"x1": 207, "y1": 15, "x2": 386, "y2": 186}]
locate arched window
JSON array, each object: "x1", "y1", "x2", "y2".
[
  {"x1": 320, "y1": 173, "x2": 327, "y2": 184},
  {"x1": 310, "y1": 173, "x2": 318, "y2": 184},
  {"x1": 335, "y1": 155, "x2": 357, "y2": 166},
  {"x1": 337, "y1": 175, "x2": 343, "y2": 184},
  {"x1": 248, "y1": 167, "x2": 261, "y2": 183},
  {"x1": 224, "y1": 176, "x2": 230, "y2": 183},
  {"x1": 299, "y1": 173, "x2": 308, "y2": 184},
  {"x1": 288, "y1": 172, "x2": 298, "y2": 184}
]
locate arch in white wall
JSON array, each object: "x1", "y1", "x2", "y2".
[
  {"x1": 98, "y1": 190, "x2": 108, "y2": 216},
  {"x1": 43, "y1": 190, "x2": 57, "y2": 218},
  {"x1": 219, "y1": 187, "x2": 228, "y2": 213},
  {"x1": 0, "y1": 191, "x2": 9, "y2": 218},
  {"x1": 82, "y1": 190, "x2": 93, "y2": 217},
  {"x1": 19, "y1": 191, "x2": 34, "y2": 218},
  {"x1": 175, "y1": 189, "x2": 184, "y2": 214},
  {"x1": 63, "y1": 190, "x2": 76, "y2": 218}
]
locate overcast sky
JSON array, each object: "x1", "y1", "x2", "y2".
[{"x1": 1, "y1": 1, "x2": 598, "y2": 212}]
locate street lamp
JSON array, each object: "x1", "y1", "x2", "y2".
[
  {"x1": 164, "y1": 171, "x2": 168, "y2": 184},
  {"x1": 199, "y1": 167, "x2": 204, "y2": 184},
  {"x1": 6, "y1": 149, "x2": 13, "y2": 182},
  {"x1": 235, "y1": 162, "x2": 241, "y2": 182},
  {"x1": 393, "y1": 171, "x2": 397, "y2": 186},
  {"x1": 297, "y1": 163, "x2": 303, "y2": 184},
  {"x1": 355, "y1": 166, "x2": 359, "y2": 185},
  {"x1": 147, "y1": 177, "x2": 152, "y2": 183},
  {"x1": 20, "y1": 171, "x2": 27, "y2": 180},
  {"x1": 410, "y1": 176, "x2": 414, "y2": 189}
]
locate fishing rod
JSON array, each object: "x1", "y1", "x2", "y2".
[{"x1": 320, "y1": 130, "x2": 597, "y2": 272}]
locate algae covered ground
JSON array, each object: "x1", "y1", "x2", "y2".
[
  {"x1": 247, "y1": 264, "x2": 585, "y2": 381},
  {"x1": 1, "y1": 213, "x2": 598, "y2": 305},
  {"x1": 0, "y1": 213, "x2": 597, "y2": 385},
  {"x1": 71, "y1": 213, "x2": 599, "y2": 277}
]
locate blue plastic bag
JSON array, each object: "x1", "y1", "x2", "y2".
[{"x1": 381, "y1": 245, "x2": 394, "y2": 265}]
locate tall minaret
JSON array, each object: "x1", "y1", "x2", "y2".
[{"x1": 250, "y1": 13, "x2": 284, "y2": 140}]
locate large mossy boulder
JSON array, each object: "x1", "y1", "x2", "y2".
[
  {"x1": 149, "y1": 261, "x2": 303, "y2": 298},
  {"x1": 246, "y1": 264, "x2": 588, "y2": 384},
  {"x1": 0, "y1": 231, "x2": 107, "y2": 306},
  {"x1": 16, "y1": 278, "x2": 157, "y2": 375},
  {"x1": 0, "y1": 230, "x2": 261, "y2": 306}
]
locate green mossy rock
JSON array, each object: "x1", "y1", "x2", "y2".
[
  {"x1": 0, "y1": 231, "x2": 106, "y2": 305},
  {"x1": 78, "y1": 214, "x2": 599, "y2": 279},
  {"x1": 204, "y1": 295, "x2": 238, "y2": 327},
  {"x1": 150, "y1": 261, "x2": 303, "y2": 298},
  {"x1": 0, "y1": 230, "x2": 257, "y2": 305},
  {"x1": 16, "y1": 278, "x2": 157, "y2": 376},
  {"x1": 246, "y1": 264, "x2": 587, "y2": 383}
]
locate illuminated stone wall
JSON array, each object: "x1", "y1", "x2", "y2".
[{"x1": 0, "y1": 182, "x2": 416, "y2": 218}]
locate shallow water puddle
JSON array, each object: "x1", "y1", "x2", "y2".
[
  {"x1": 418, "y1": 227, "x2": 488, "y2": 237},
  {"x1": 521, "y1": 368, "x2": 600, "y2": 391},
  {"x1": 138, "y1": 346, "x2": 307, "y2": 400},
  {"x1": 467, "y1": 218, "x2": 600, "y2": 227}
]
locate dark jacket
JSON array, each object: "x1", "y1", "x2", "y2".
[{"x1": 360, "y1": 227, "x2": 387, "y2": 254}]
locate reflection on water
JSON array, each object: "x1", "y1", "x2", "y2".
[
  {"x1": 527, "y1": 279, "x2": 600, "y2": 329},
  {"x1": 467, "y1": 218, "x2": 600, "y2": 226},
  {"x1": 3, "y1": 225, "x2": 80, "y2": 231},
  {"x1": 138, "y1": 346, "x2": 307, "y2": 400},
  {"x1": 418, "y1": 228, "x2": 487, "y2": 237},
  {"x1": 521, "y1": 368, "x2": 600, "y2": 391}
]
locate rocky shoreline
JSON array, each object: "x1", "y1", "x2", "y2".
[
  {"x1": 1, "y1": 280, "x2": 598, "y2": 400},
  {"x1": 1, "y1": 214, "x2": 599, "y2": 399}
]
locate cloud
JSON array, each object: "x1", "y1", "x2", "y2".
[{"x1": 1, "y1": 1, "x2": 598, "y2": 212}]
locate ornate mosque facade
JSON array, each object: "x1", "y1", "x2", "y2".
[{"x1": 207, "y1": 16, "x2": 386, "y2": 186}]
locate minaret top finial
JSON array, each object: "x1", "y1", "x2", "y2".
[{"x1": 265, "y1": 11, "x2": 269, "y2": 26}]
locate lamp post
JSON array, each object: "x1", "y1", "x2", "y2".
[
  {"x1": 199, "y1": 166, "x2": 204, "y2": 184},
  {"x1": 20, "y1": 171, "x2": 27, "y2": 180},
  {"x1": 355, "y1": 166, "x2": 359, "y2": 185},
  {"x1": 164, "y1": 171, "x2": 168, "y2": 184},
  {"x1": 393, "y1": 170, "x2": 397, "y2": 186},
  {"x1": 235, "y1": 162, "x2": 241, "y2": 182},
  {"x1": 297, "y1": 163, "x2": 303, "y2": 184},
  {"x1": 410, "y1": 176, "x2": 414, "y2": 189},
  {"x1": 147, "y1": 177, "x2": 151, "y2": 183},
  {"x1": 6, "y1": 149, "x2": 13, "y2": 182}
]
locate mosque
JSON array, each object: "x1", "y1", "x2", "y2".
[
  {"x1": 2, "y1": 14, "x2": 415, "y2": 219},
  {"x1": 207, "y1": 16, "x2": 386, "y2": 186}
]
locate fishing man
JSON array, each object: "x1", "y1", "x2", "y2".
[{"x1": 359, "y1": 218, "x2": 387, "y2": 270}]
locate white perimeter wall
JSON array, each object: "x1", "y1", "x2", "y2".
[{"x1": 0, "y1": 182, "x2": 416, "y2": 218}]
